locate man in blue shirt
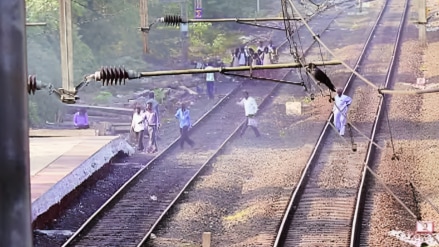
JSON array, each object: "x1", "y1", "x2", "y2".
[
  {"x1": 205, "y1": 62, "x2": 215, "y2": 100},
  {"x1": 175, "y1": 103, "x2": 195, "y2": 149}
]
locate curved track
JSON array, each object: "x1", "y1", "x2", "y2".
[{"x1": 273, "y1": 0, "x2": 408, "y2": 246}]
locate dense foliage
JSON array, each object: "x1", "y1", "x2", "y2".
[{"x1": 25, "y1": 0, "x2": 274, "y2": 126}]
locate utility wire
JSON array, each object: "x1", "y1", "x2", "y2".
[{"x1": 286, "y1": 0, "x2": 379, "y2": 91}]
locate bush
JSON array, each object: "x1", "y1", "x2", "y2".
[{"x1": 93, "y1": 91, "x2": 113, "y2": 104}]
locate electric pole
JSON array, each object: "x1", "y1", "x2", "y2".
[
  {"x1": 140, "y1": 0, "x2": 149, "y2": 53},
  {"x1": 59, "y1": 0, "x2": 74, "y2": 93},
  {"x1": 181, "y1": 0, "x2": 189, "y2": 66},
  {"x1": 0, "y1": 0, "x2": 32, "y2": 246},
  {"x1": 418, "y1": 0, "x2": 427, "y2": 45}
]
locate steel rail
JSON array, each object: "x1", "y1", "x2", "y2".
[
  {"x1": 61, "y1": 35, "x2": 293, "y2": 247},
  {"x1": 350, "y1": 0, "x2": 409, "y2": 245},
  {"x1": 135, "y1": 5, "x2": 349, "y2": 245},
  {"x1": 135, "y1": 65, "x2": 291, "y2": 247},
  {"x1": 272, "y1": 0, "x2": 407, "y2": 245},
  {"x1": 61, "y1": 3, "x2": 338, "y2": 245},
  {"x1": 60, "y1": 72, "x2": 242, "y2": 247},
  {"x1": 135, "y1": 3, "x2": 353, "y2": 246}
]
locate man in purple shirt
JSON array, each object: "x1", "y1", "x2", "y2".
[{"x1": 73, "y1": 109, "x2": 89, "y2": 129}]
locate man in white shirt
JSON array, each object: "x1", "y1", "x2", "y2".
[
  {"x1": 238, "y1": 47, "x2": 247, "y2": 66},
  {"x1": 146, "y1": 91, "x2": 161, "y2": 139},
  {"x1": 205, "y1": 62, "x2": 215, "y2": 100},
  {"x1": 143, "y1": 102, "x2": 159, "y2": 153},
  {"x1": 131, "y1": 106, "x2": 146, "y2": 151},
  {"x1": 237, "y1": 91, "x2": 261, "y2": 137},
  {"x1": 257, "y1": 41, "x2": 265, "y2": 54},
  {"x1": 333, "y1": 88, "x2": 352, "y2": 136}
]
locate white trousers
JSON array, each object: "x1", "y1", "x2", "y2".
[{"x1": 334, "y1": 111, "x2": 347, "y2": 136}]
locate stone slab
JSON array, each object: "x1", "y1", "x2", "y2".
[{"x1": 286, "y1": 101, "x2": 302, "y2": 115}]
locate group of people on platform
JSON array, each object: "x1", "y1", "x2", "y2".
[{"x1": 130, "y1": 92, "x2": 195, "y2": 153}]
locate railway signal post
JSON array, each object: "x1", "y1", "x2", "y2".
[{"x1": 0, "y1": 0, "x2": 33, "y2": 246}]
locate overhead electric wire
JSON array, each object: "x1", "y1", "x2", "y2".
[{"x1": 286, "y1": 0, "x2": 379, "y2": 91}]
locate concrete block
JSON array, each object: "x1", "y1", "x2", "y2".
[
  {"x1": 202, "y1": 232, "x2": 211, "y2": 247},
  {"x1": 286, "y1": 101, "x2": 302, "y2": 115}
]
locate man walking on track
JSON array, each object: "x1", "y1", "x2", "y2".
[
  {"x1": 205, "y1": 62, "x2": 215, "y2": 100},
  {"x1": 143, "y1": 102, "x2": 159, "y2": 153},
  {"x1": 175, "y1": 103, "x2": 195, "y2": 149},
  {"x1": 333, "y1": 88, "x2": 352, "y2": 136},
  {"x1": 131, "y1": 106, "x2": 145, "y2": 152},
  {"x1": 146, "y1": 91, "x2": 161, "y2": 139},
  {"x1": 237, "y1": 91, "x2": 261, "y2": 138}
]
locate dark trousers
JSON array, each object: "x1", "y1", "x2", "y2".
[
  {"x1": 75, "y1": 124, "x2": 89, "y2": 129},
  {"x1": 206, "y1": 81, "x2": 214, "y2": 99},
  {"x1": 240, "y1": 117, "x2": 260, "y2": 137},
  {"x1": 135, "y1": 130, "x2": 145, "y2": 151},
  {"x1": 180, "y1": 126, "x2": 194, "y2": 148}
]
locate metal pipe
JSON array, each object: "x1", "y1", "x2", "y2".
[
  {"x1": 88, "y1": 61, "x2": 342, "y2": 85},
  {"x1": 379, "y1": 87, "x2": 439, "y2": 95},
  {"x1": 0, "y1": 0, "x2": 32, "y2": 246},
  {"x1": 183, "y1": 17, "x2": 300, "y2": 22},
  {"x1": 25, "y1": 22, "x2": 47, "y2": 26},
  {"x1": 135, "y1": 60, "x2": 341, "y2": 77}
]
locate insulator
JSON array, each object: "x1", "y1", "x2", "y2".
[
  {"x1": 162, "y1": 15, "x2": 183, "y2": 26},
  {"x1": 100, "y1": 67, "x2": 129, "y2": 86},
  {"x1": 27, "y1": 75, "x2": 37, "y2": 95}
]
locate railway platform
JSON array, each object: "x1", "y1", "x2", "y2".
[{"x1": 30, "y1": 132, "x2": 134, "y2": 222}]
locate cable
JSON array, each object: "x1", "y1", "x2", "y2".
[
  {"x1": 382, "y1": 95, "x2": 399, "y2": 160},
  {"x1": 365, "y1": 165, "x2": 418, "y2": 219},
  {"x1": 286, "y1": 0, "x2": 379, "y2": 91},
  {"x1": 281, "y1": 0, "x2": 313, "y2": 93},
  {"x1": 316, "y1": 39, "x2": 327, "y2": 73}
]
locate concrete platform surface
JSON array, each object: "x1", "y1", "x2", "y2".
[
  {"x1": 30, "y1": 135, "x2": 134, "y2": 222},
  {"x1": 29, "y1": 128, "x2": 98, "y2": 137}
]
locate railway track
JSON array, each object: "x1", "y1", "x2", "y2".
[
  {"x1": 60, "y1": 31, "x2": 299, "y2": 247},
  {"x1": 273, "y1": 0, "x2": 408, "y2": 246},
  {"x1": 354, "y1": 0, "x2": 409, "y2": 246},
  {"x1": 59, "y1": 3, "x2": 351, "y2": 246},
  {"x1": 143, "y1": 3, "x2": 357, "y2": 246}
]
